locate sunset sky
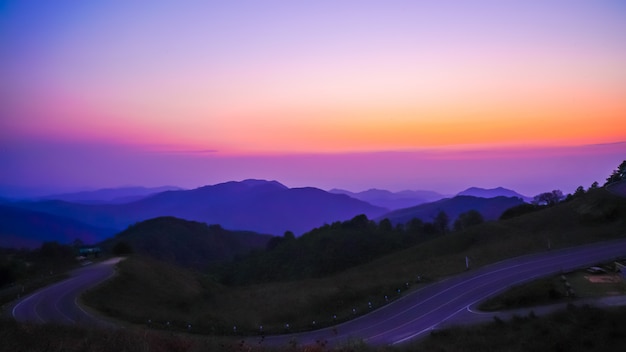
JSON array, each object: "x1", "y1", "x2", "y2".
[{"x1": 1, "y1": 1, "x2": 625, "y2": 197}]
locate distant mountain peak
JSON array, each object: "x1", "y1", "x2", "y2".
[
  {"x1": 15, "y1": 179, "x2": 386, "y2": 237},
  {"x1": 37, "y1": 185, "x2": 183, "y2": 204},
  {"x1": 197, "y1": 179, "x2": 288, "y2": 193},
  {"x1": 457, "y1": 187, "x2": 529, "y2": 201},
  {"x1": 329, "y1": 188, "x2": 446, "y2": 211},
  {"x1": 362, "y1": 189, "x2": 394, "y2": 195},
  {"x1": 240, "y1": 179, "x2": 288, "y2": 189},
  {"x1": 379, "y1": 194, "x2": 525, "y2": 225}
]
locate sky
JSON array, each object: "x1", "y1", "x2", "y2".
[{"x1": 1, "y1": 0, "x2": 625, "y2": 197}]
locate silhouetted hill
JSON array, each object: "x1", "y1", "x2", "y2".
[
  {"x1": 329, "y1": 188, "x2": 445, "y2": 210},
  {"x1": 102, "y1": 217, "x2": 272, "y2": 269},
  {"x1": 380, "y1": 195, "x2": 525, "y2": 225},
  {"x1": 39, "y1": 186, "x2": 183, "y2": 204},
  {"x1": 457, "y1": 186, "x2": 530, "y2": 201},
  {"x1": 0, "y1": 205, "x2": 116, "y2": 249},
  {"x1": 11, "y1": 180, "x2": 388, "y2": 236}
]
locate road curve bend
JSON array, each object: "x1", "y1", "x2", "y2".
[
  {"x1": 8, "y1": 240, "x2": 626, "y2": 347},
  {"x1": 11, "y1": 258, "x2": 123, "y2": 327},
  {"x1": 252, "y1": 239, "x2": 626, "y2": 347}
]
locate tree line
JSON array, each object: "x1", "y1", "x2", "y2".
[
  {"x1": 501, "y1": 160, "x2": 626, "y2": 220},
  {"x1": 212, "y1": 210, "x2": 484, "y2": 285},
  {"x1": 0, "y1": 242, "x2": 80, "y2": 290}
]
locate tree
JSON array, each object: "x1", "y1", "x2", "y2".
[
  {"x1": 573, "y1": 186, "x2": 585, "y2": 197},
  {"x1": 532, "y1": 190, "x2": 564, "y2": 206},
  {"x1": 433, "y1": 211, "x2": 449, "y2": 234},
  {"x1": 112, "y1": 241, "x2": 133, "y2": 255},
  {"x1": 605, "y1": 160, "x2": 626, "y2": 185},
  {"x1": 500, "y1": 203, "x2": 540, "y2": 220},
  {"x1": 551, "y1": 189, "x2": 564, "y2": 203},
  {"x1": 266, "y1": 236, "x2": 284, "y2": 251},
  {"x1": 422, "y1": 222, "x2": 438, "y2": 235},
  {"x1": 453, "y1": 210, "x2": 484, "y2": 231},
  {"x1": 378, "y1": 218, "x2": 393, "y2": 233},
  {"x1": 407, "y1": 218, "x2": 424, "y2": 234},
  {"x1": 266, "y1": 231, "x2": 294, "y2": 251},
  {"x1": 39, "y1": 242, "x2": 73, "y2": 259},
  {"x1": 0, "y1": 260, "x2": 18, "y2": 287},
  {"x1": 72, "y1": 238, "x2": 84, "y2": 250},
  {"x1": 590, "y1": 181, "x2": 599, "y2": 190},
  {"x1": 348, "y1": 214, "x2": 370, "y2": 229},
  {"x1": 208, "y1": 224, "x2": 224, "y2": 232},
  {"x1": 283, "y1": 231, "x2": 295, "y2": 241}
]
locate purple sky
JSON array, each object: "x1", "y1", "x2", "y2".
[
  {"x1": 1, "y1": 138, "x2": 624, "y2": 197},
  {"x1": 1, "y1": 1, "x2": 625, "y2": 197}
]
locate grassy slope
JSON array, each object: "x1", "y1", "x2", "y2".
[
  {"x1": 4, "y1": 305, "x2": 626, "y2": 351},
  {"x1": 84, "y1": 256, "x2": 227, "y2": 330},
  {"x1": 85, "y1": 189, "x2": 626, "y2": 335},
  {"x1": 480, "y1": 267, "x2": 626, "y2": 311},
  {"x1": 418, "y1": 305, "x2": 626, "y2": 352}
]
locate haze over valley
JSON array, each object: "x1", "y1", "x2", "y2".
[{"x1": 1, "y1": 179, "x2": 535, "y2": 249}]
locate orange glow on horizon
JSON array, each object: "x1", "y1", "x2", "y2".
[{"x1": 11, "y1": 91, "x2": 625, "y2": 156}]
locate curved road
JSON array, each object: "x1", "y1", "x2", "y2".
[
  {"x1": 11, "y1": 258, "x2": 122, "y2": 327},
  {"x1": 10, "y1": 240, "x2": 626, "y2": 347},
  {"x1": 255, "y1": 239, "x2": 626, "y2": 347}
]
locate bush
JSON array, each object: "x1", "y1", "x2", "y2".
[
  {"x1": 112, "y1": 241, "x2": 133, "y2": 255},
  {"x1": 500, "y1": 203, "x2": 540, "y2": 220}
]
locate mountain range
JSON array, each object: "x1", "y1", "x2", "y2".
[
  {"x1": 0, "y1": 205, "x2": 116, "y2": 249},
  {"x1": 1, "y1": 180, "x2": 530, "y2": 249},
  {"x1": 5, "y1": 180, "x2": 387, "y2": 241},
  {"x1": 329, "y1": 188, "x2": 446, "y2": 210},
  {"x1": 38, "y1": 186, "x2": 183, "y2": 204},
  {"x1": 380, "y1": 195, "x2": 525, "y2": 225},
  {"x1": 456, "y1": 187, "x2": 530, "y2": 202}
]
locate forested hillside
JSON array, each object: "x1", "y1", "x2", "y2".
[
  {"x1": 214, "y1": 212, "x2": 459, "y2": 285},
  {"x1": 101, "y1": 217, "x2": 273, "y2": 270}
]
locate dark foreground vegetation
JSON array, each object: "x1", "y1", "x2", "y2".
[
  {"x1": 421, "y1": 305, "x2": 626, "y2": 352},
  {"x1": 82, "y1": 187, "x2": 626, "y2": 336},
  {"x1": 480, "y1": 264, "x2": 626, "y2": 311},
  {"x1": 3, "y1": 304, "x2": 626, "y2": 351},
  {"x1": 1, "y1": 242, "x2": 82, "y2": 306},
  {"x1": 213, "y1": 214, "x2": 446, "y2": 285}
]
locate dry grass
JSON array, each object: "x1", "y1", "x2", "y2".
[
  {"x1": 480, "y1": 266, "x2": 626, "y2": 311},
  {"x1": 567, "y1": 271, "x2": 626, "y2": 297}
]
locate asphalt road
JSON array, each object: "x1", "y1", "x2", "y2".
[
  {"x1": 9, "y1": 240, "x2": 626, "y2": 348},
  {"x1": 11, "y1": 257, "x2": 122, "y2": 327},
  {"x1": 253, "y1": 239, "x2": 626, "y2": 347}
]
